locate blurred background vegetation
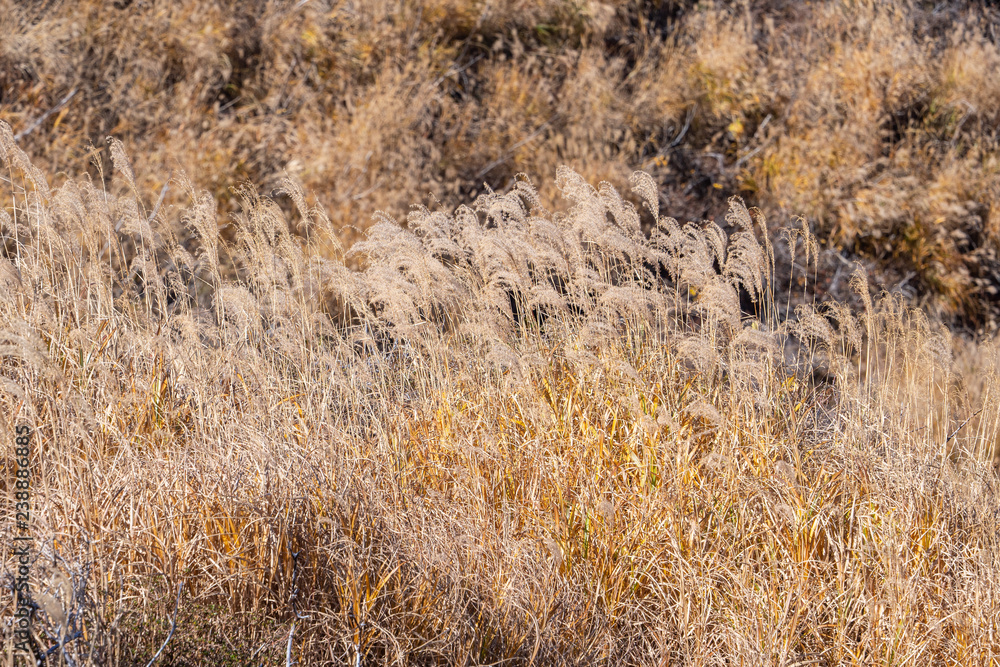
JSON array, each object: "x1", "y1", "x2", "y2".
[{"x1": 3, "y1": 0, "x2": 999, "y2": 331}]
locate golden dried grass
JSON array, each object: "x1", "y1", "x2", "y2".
[{"x1": 1, "y1": 130, "x2": 999, "y2": 664}]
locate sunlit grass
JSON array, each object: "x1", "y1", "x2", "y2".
[{"x1": 1, "y1": 126, "x2": 999, "y2": 664}]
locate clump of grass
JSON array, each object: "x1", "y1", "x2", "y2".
[
  {"x1": 5, "y1": 0, "x2": 1000, "y2": 327},
  {"x1": 2, "y1": 128, "x2": 1000, "y2": 664}
]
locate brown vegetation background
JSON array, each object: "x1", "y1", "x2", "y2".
[
  {"x1": 3, "y1": 1, "x2": 1000, "y2": 665},
  {"x1": 4, "y1": 0, "x2": 1000, "y2": 329}
]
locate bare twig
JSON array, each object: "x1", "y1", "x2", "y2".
[
  {"x1": 670, "y1": 106, "x2": 696, "y2": 147},
  {"x1": 14, "y1": 88, "x2": 78, "y2": 141},
  {"x1": 285, "y1": 550, "x2": 309, "y2": 667},
  {"x1": 475, "y1": 115, "x2": 559, "y2": 180},
  {"x1": 218, "y1": 96, "x2": 242, "y2": 113},
  {"x1": 45, "y1": 630, "x2": 83, "y2": 658},
  {"x1": 705, "y1": 151, "x2": 726, "y2": 173},
  {"x1": 736, "y1": 113, "x2": 774, "y2": 167},
  {"x1": 147, "y1": 176, "x2": 171, "y2": 223},
  {"x1": 889, "y1": 271, "x2": 916, "y2": 295},
  {"x1": 144, "y1": 582, "x2": 182, "y2": 667},
  {"x1": 429, "y1": 53, "x2": 484, "y2": 89},
  {"x1": 946, "y1": 408, "x2": 984, "y2": 444},
  {"x1": 286, "y1": 620, "x2": 297, "y2": 667}
]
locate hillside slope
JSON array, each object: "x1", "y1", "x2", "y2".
[{"x1": 2, "y1": 0, "x2": 1000, "y2": 329}]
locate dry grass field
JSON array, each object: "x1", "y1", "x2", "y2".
[
  {"x1": 2, "y1": 0, "x2": 1000, "y2": 665},
  {"x1": 4, "y1": 0, "x2": 1000, "y2": 328}
]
